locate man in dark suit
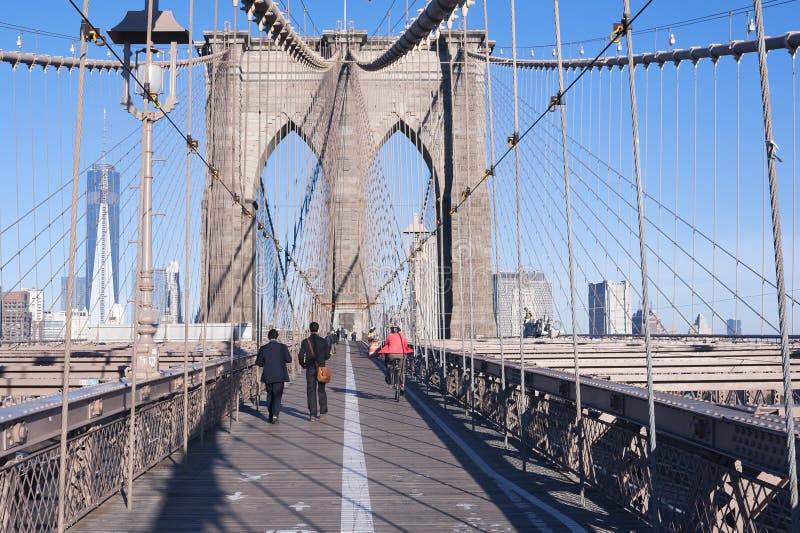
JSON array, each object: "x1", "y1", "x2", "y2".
[
  {"x1": 298, "y1": 321, "x2": 331, "y2": 421},
  {"x1": 255, "y1": 328, "x2": 292, "y2": 424}
]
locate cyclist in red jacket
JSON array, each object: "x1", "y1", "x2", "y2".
[{"x1": 378, "y1": 326, "x2": 413, "y2": 393}]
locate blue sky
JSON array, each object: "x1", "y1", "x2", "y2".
[
  {"x1": 1, "y1": 1, "x2": 799, "y2": 59},
  {"x1": 0, "y1": 1, "x2": 798, "y2": 334}
]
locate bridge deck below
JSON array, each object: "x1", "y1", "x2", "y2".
[{"x1": 72, "y1": 342, "x2": 643, "y2": 532}]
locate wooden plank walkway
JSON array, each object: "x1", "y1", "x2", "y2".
[
  {"x1": 440, "y1": 338, "x2": 800, "y2": 392},
  {"x1": 72, "y1": 341, "x2": 645, "y2": 532}
]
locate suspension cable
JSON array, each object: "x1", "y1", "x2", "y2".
[
  {"x1": 182, "y1": 0, "x2": 194, "y2": 457},
  {"x1": 621, "y1": 0, "x2": 659, "y2": 525},
  {"x1": 374, "y1": 1, "x2": 658, "y2": 297},
  {"x1": 752, "y1": 0, "x2": 799, "y2": 526},
  {"x1": 508, "y1": 0, "x2": 528, "y2": 472},
  {"x1": 57, "y1": 0, "x2": 89, "y2": 530},
  {"x1": 553, "y1": 0, "x2": 585, "y2": 505}
]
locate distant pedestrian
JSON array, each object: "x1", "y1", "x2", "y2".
[
  {"x1": 298, "y1": 321, "x2": 331, "y2": 421},
  {"x1": 255, "y1": 329, "x2": 292, "y2": 424},
  {"x1": 326, "y1": 330, "x2": 337, "y2": 350}
]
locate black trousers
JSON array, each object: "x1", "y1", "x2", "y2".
[
  {"x1": 264, "y1": 382, "x2": 285, "y2": 420},
  {"x1": 305, "y1": 368, "x2": 328, "y2": 417}
]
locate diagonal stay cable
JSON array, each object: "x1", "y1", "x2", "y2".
[
  {"x1": 371, "y1": 0, "x2": 399, "y2": 36},
  {"x1": 65, "y1": 0, "x2": 323, "y2": 301},
  {"x1": 376, "y1": 0, "x2": 655, "y2": 298}
]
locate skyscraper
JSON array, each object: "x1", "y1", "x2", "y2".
[
  {"x1": 632, "y1": 308, "x2": 667, "y2": 335},
  {"x1": 24, "y1": 288, "x2": 44, "y2": 341},
  {"x1": 163, "y1": 260, "x2": 182, "y2": 324},
  {"x1": 152, "y1": 269, "x2": 167, "y2": 323},
  {"x1": 1, "y1": 291, "x2": 32, "y2": 342},
  {"x1": 588, "y1": 280, "x2": 632, "y2": 335},
  {"x1": 689, "y1": 314, "x2": 712, "y2": 335},
  {"x1": 60, "y1": 276, "x2": 88, "y2": 312},
  {"x1": 493, "y1": 271, "x2": 554, "y2": 337},
  {"x1": 86, "y1": 163, "x2": 120, "y2": 318},
  {"x1": 726, "y1": 318, "x2": 742, "y2": 335}
]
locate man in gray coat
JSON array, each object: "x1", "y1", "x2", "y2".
[{"x1": 255, "y1": 329, "x2": 292, "y2": 424}]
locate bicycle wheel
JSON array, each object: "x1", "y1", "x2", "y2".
[{"x1": 392, "y1": 364, "x2": 400, "y2": 402}]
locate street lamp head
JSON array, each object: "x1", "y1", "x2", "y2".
[{"x1": 108, "y1": 0, "x2": 189, "y2": 45}]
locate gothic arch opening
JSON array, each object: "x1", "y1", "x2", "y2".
[
  {"x1": 255, "y1": 130, "x2": 329, "y2": 330},
  {"x1": 365, "y1": 122, "x2": 442, "y2": 340}
]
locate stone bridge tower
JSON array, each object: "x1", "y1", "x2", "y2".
[{"x1": 200, "y1": 29, "x2": 495, "y2": 338}]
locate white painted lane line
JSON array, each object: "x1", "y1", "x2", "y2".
[
  {"x1": 406, "y1": 386, "x2": 587, "y2": 533},
  {"x1": 341, "y1": 343, "x2": 375, "y2": 533}
]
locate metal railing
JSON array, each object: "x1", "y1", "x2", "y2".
[
  {"x1": 0, "y1": 352, "x2": 260, "y2": 531},
  {"x1": 409, "y1": 346, "x2": 796, "y2": 530}
]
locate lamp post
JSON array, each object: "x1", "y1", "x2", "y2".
[{"x1": 110, "y1": 0, "x2": 189, "y2": 379}]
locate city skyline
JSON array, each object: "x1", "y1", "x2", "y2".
[{"x1": 0, "y1": 2, "x2": 797, "y2": 336}]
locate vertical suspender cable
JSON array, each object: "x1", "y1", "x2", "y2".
[
  {"x1": 57, "y1": 1, "x2": 89, "y2": 530},
  {"x1": 14, "y1": 65, "x2": 21, "y2": 303},
  {"x1": 202, "y1": 0, "x2": 220, "y2": 444},
  {"x1": 713, "y1": 59, "x2": 719, "y2": 334},
  {"x1": 463, "y1": 5, "x2": 476, "y2": 429},
  {"x1": 509, "y1": 0, "x2": 526, "y2": 471},
  {"x1": 673, "y1": 64, "x2": 679, "y2": 328},
  {"x1": 182, "y1": 0, "x2": 194, "y2": 457},
  {"x1": 552, "y1": 0, "x2": 585, "y2": 507},
  {"x1": 482, "y1": 0, "x2": 507, "y2": 446},
  {"x1": 29, "y1": 68, "x2": 40, "y2": 312},
  {"x1": 229, "y1": 3, "x2": 238, "y2": 429},
  {"x1": 752, "y1": 0, "x2": 799, "y2": 527},
  {"x1": 692, "y1": 61, "x2": 698, "y2": 321},
  {"x1": 621, "y1": 0, "x2": 659, "y2": 527},
  {"x1": 417, "y1": 45, "x2": 429, "y2": 378},
  {"x1": 448, "y1": 30, "x2": 467, "y2": 406},
  {"x1": 258, "y1": 29, "x2": 266, "y2": 348},
  {"x1": 437, "y1": 37, "x2": 448, "y2": 408},
  {"x1": 656, "y1": 64, "x2": 662, "y2": 322},
  {"x1": 792, "y1": 48, "x2": 797, "y2": 335},
  {"x1": 736, "y1": 57, "x2": 742, "y2": 328}
]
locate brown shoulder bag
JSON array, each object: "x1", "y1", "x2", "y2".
[{"x1": 306, "y1": 338, "x2": 331, "y2": 384}]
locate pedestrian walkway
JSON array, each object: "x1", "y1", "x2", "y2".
[{"x1": 73, "y1": 342, "x2": 645, "y2": 532}]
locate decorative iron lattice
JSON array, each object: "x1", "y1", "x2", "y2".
[
  {"x1": 0, "y1": 365, "x2": 259, "y2": 531},
  {"x1": 409, "y1": 349, "x2": 792, "y2": 531}
]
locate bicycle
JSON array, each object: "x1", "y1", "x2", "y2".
[{"x1": 387, "y1": 356, "x2": 404, "y2": 402}]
